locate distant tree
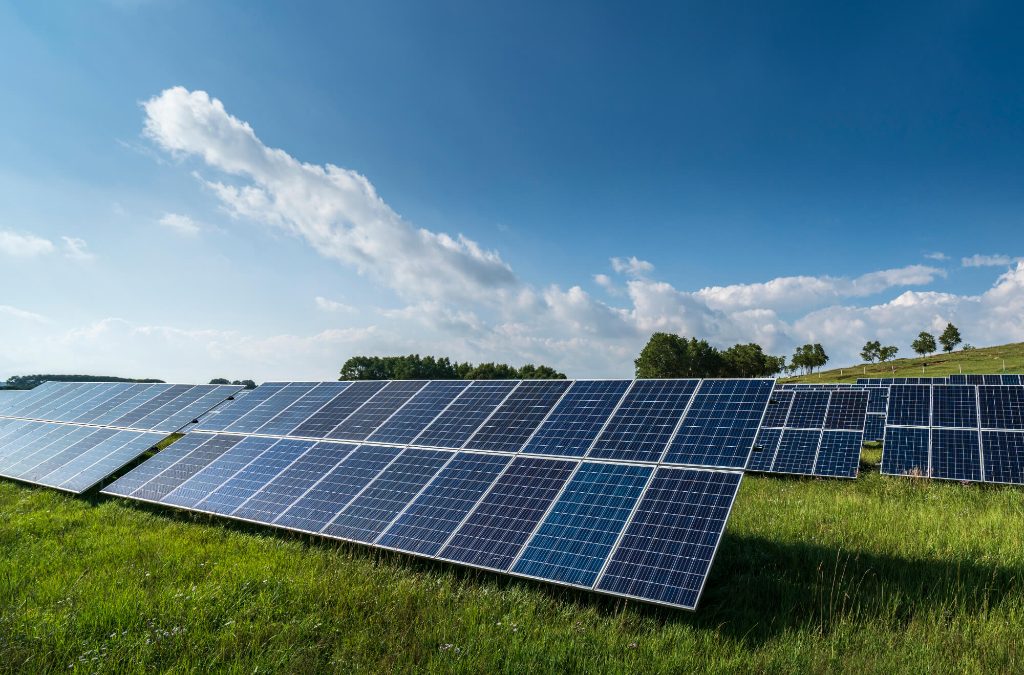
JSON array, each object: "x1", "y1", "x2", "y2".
[
  {"x1": 791, "y1": 343, "x2": 829, "y2": 375},
  {"x1": 209, "y1": 378, "x2": 231, "y2": 385},
  {"x1": 720, "y1": 343, "x2": 786, "y2": 377},
  {"x1": 233, "y1": 379, "x2": 257, "y2": 389},
  {"x1": 4, "y1": 374, "x2": 164, "y2": 390},
  {"x1": 338, "y1": 354, "x2": 564, "y2": 380},
  {"x1": 517, "y1": 364, "x2": 567, "y2": 379},
  {"x1": 860, "y1": 340, "x2": 882, "y2": 363},
  {"x1": 939, "y1": 323, "x2": 962, "y2": 353},
  {"x1": 634, "y1": 333, "x2": 729, "y2": 378},
  {"x1": 962, "y1": 343, "x2": 975, "y2": 351},
  {"x1": 878, "y1": 345, "x2": 899, "y2": 362},
  {"x1": 911, "y1": 332, "x2": 937, "y2": 357}
]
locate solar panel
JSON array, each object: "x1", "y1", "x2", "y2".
[
  {"x1": 291, "y1": 381, "x2": 389, "y2": 438},
  {"x1": 864, "y1": 414, "x2": 885, "y2": 442},
  {"x1": 327, "y1": 380, "x2": 429, "y2": 441},
  {"x1": 881, "y1": 384, "x2": 1024, "y2": 484},
  {"x1": 0, "y1": 382, "x2": 240, "y2": 493},
  {"x1": 104, "y1": 377, "x2": 774, "y2": 610}
]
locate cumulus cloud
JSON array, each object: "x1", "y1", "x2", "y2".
[
  {"x1": 159, "y1": 212, "x2": 202, "y2": 236},
  {"x1": 142, "y1": 86, "x2": 516, "y2": 305},
  {"x1": 0, "y1": 230, "x2": 55, "y2": 257},
  {"x1": 611, "y1": 256, "x2": 654, "y2": 277},
  {"x1": 961, "y1": 253, "x2": 1022, "y2": 268},
  {"x1": 61, "y1": 237, "x2": 94, "y2": 261},
  {"x1": 314, "y1": 296, "x2": 356, "y2": 313}
]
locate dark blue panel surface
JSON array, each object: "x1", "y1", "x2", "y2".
[
  {"x1": 760, "y1": 390, "x2": 793, "y2": 427},
  {"x1": 414, "y1": 381, "x2": 518, "y2": 449},
  {"x1": 867, "y1": 387, "x2": 888, "y2": 414},
  {"x1": 771, "y1": 429, "x2": 821, "y2": 474},
  {"x1": 823, "y1": 390, "x2": 868, "y2": 431},
  {"x1": 464, "y1": 380, "x2": 572, "y2": 453},
  {"x1": 132, "y1": 435, "x2": 244, "y2": 502},
  {"x1": 662, "y1": 379, "x2": 773, "y2": 468},
  {"x1": 223, "y1": 383, "x2": 318, "y2": 434},
  {"x1": 327, "y1": 380, "x2": 428, "y2": 441},
  {"x1": 71, "y1": 383, "x2": 146, "y2": 423},
  {"x1": 595, "y1": 468, "x2": 741, "y2": 609},
  {"x1": 784, "y1": 390, "x2": 830, "y2": 428},
  {"x1": 747, "y1": 428, "x2": 782, "y2": 472},
  {"x1": 194, "y1": 439, "x2": 313, "y2": 515},
  {"x1": 587, "y1": 380, "x2": 698, "y2": 463},
  {"x1": 880, "y1": 427, "x2": 930, "y2": 476},
  {"x1": 25, "y1": 429, "x2": 133, "y2": 486},
  {"x1": 194, "y1": 383, "x2": 289, "y2": 431},
  {"x1": 377, "y1": 452, "x2": 513, "y2": 556},
  {"x1": 981, "y1": 431, "x2": 1024, "y2": 485},
  {"x1": 814, "y1": 431, "x2": 862, "y2": 478},
  {"x1": 512, "y1": 462, "x2": 651, "y2": 587},
  {"x1": 162, "y1": 436, "x2": 282, "y2": 508},
  {"x1": 102, "y1": 434, "x2": 214, "y2": 497},
  {"x1": 366, "y1": 381, "x2": 471, "y2": 446},
  {"x1": 322, "y1": 448, "x2": 452, "y2": 542},
  {"x1": 273, "y1": 444, "x2": 402, "y2": 532},
  {"x1": 932, "y1": 385, "x2": 978, "y2": 428},
  {"x1": 109, "y1": 385, "x2": 192, "y2": 428},
  {"x1": 864, "y1": 414, "x2": 885, "y2": 442},
  {"x1": 978, "y1": 386, "x2": 1024, "y2": 430},
  {"x1": 19, "y1": 428, "x2": 118, "y2": 482},
  {"x1": 931, "y1": 428, "x2": 981, "y2": 481},
  {"x1": 439, "y1": 457, "x2": 577, "y2": 571},
  {"x1": 886, "y1": 385, "x2": 931, "y2": 427},
  {"x1": 255, "y1": 382, "x2": 351, "y2": 436},
  {"x1": 521, "y1": 380, "x2": 630, "y2": 457},
  {"x1": 947, "y1": 374, "x2": 968, "y2": 385},
  {"x1": 291, "y1": 381, "x2": 389, "y2": 438},
  {"x1": 86, "y1": 384, "x2": 164, "y2": 426},
  {"x1": 59, "y1": 432, "x2": 166, "y2": 493},
  {"x1": 983, "y1": 375, "x2": 1003, "y2": 385}
]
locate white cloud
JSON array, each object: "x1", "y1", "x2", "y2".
[
  {"x1": 0, "y1": 230, "x2": 55, "y2": 257},
  {"x1": 924, "y1": 251, "x2": 949, "y2": 261},
  {"x1": 610, "y1": 256, "x2": 654, "y2": 277},
  {"x1": 961, "y1": 253, "x2": 1021, "y2": 268},
  {"x1": 314, "y1": 296, "x2": 356, "y2": 313},
  {"x1": 159, "y1": 212, "x2": 202, "y2": 236},
  {"x1": 61, "y1": 237, "x2": 95, "y2": 261},
  {"x1": 0, "y1": 305, "x2": 48, "y2": 323},
  {"x1": 142, "y1": 86, "x2": 516, "y2": 305}
]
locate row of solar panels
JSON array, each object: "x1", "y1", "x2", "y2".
[
  {"x1": 103, "y1": 432, "x2": 743, "y2": 610},
  {"x1": 192, "y1": 378, "x2": 776, "y2": 469},
  {"x1": 856, "y1": 374, "x2": 1024, "y2": 385},
  {"x1": 0, "y1": 381, "x2": 243, "y2": 433}
]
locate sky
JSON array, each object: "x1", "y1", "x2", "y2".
[{"x1": 1, "y1": 0, "x2": 1023, "y2": 383}]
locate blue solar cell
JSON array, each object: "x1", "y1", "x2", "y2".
[
  {"x1": 108, "y1": 437, "x2": 220, "y2": 500},
  {"x1": 376, "y1": 452, "x2": 513, "y2": 556},
  {"x1": 28, "y1": 430, "x2": 139, "y2": 488},
  {"x1": 983, "y1": 375, "x2": 1003, "y2": 385},
  {"x1": 322, "y1": 448, "x2": 453, "y2": 542},
  {"x1": 58, "y1": 432, "x2": 166, "y2": 493},
  {"x1": 760, "y1": 390, "x2": 793, "y2": 427},
  {"x1": 70, "y1": 383, "x2": 145, "y2": 423},
  {"x1": 867, "y1": 387, "x2": 888, "y2": 414},
  {"x1": 128, "y1": 385, "x2": 209, "y2": 430},
  {"x1": 784, "y1": 391, "x2": 830, "y2": 428},
  {"x1": 162, "y1": 436, "x2": 283, "y2": 509},
  {"x1": 947, "y1": 374, "x2": 967, "y2": 385},
  {"x1": 978, "y1": 386, "x2": 1024, "y2": 430},
  {"x1": 233, "y1": 442, "x2": 357, "y2": 522},
  {"x1": 746, "y1": 428, "x2": 782, "y2": 471},
  {"x1": 880, "y1": 427, "x2": 930, "y2": 476},
  {"x1": 823, "y1": 390, "x2": 868, "y2": 431},
  {"x1": 194, "y1": 382, "x2": 289, "y2": 431},
  {"x1": 965, "y1": 375, "x2": 985, "y2": 385},
  {"x1": 520, "y1": 380, "x2": 630, "y2": 457},
  {"x1": 0, "y1": 424, "x2": 82, "y2": 472},
  {"x1": 464, "y1": 380, "x2": 572, "y2": 453},
  {"x1": 255, "y1": 382, "x2": 351, "y2": 436},
  {"x1": 131, "y1": 435, "x2": 244, "y2": 502},
  {"x1": 864, "y1": 414, "x2": 885, "y2": 442},
  {"x1": 19, "y1": 427, "x2": 119, "y2": 482},
  {"x1": 511, "y1": 462, "x2": 652, "y2": 587},
  {"x1": 109, "y1": 385, "x2": 193, "y2": 428},
  {"x1": 814, "y1": 431, "x2": 862, "y2": 478},
  {"x1": 771, "y1": 429, "x2": 821, "y2": 474},
  {"x1": 223, "y1": 383, "x2": 318, "y2": 434},
  {"x1": 981, "y1": 431, "x2": 1024, "y2": 485},
  {"x1": 595, "y1": 468, "x2": 740, "y2": 609},
  {"x1": 193, "y1": 438, "x2": 313, "y2": 515},
  {"x1": 85, "y1": 384, "x2": 163, "y2": 426},
  {"x1": 886, "y1": 385, "x2": 931, "y2": 427},
  {"x1": 2, "y1": 424, "x2": 99, "y2": 477},
  {"x1": 273, "y1": 444, "x2": 401, "y2": 532},
  {"x1": 291, "y1": 381, "x2": 389, "y2": 438},
  {"x1": 931, "y1": 428, "x2": 981, "y2": 481},
  {"x1": 662, "y1": 379, "x2": 773, "y2": 468},
  {"x1": 439, "y1": 457, "x2": 577, "y2": 571},
  {"x1": 366, "y1": 381, "x2": 471, "y2": 446},
  {"x1": 327, "y1": 380, "x2": 428, "y2": 441},
  {"x1": 932, "y1": 385, "x2": 978, "y2": 428},
  {"x1": 1002, "y1": 375, "x2": 1023, "y2": 385},
  {"x1": 414, "y1": 380, "x2": 519, "y2": 449},
  {"x1": 587, "y1": 380, "x2": 698, "y2": 463}
]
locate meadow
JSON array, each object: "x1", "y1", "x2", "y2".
[{"x1": 2, "y1": 444, "x2": 1022, "y2": 673}]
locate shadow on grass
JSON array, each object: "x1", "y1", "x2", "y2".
[{"x1": 93, "y1": 492, "x2": 1022, "y2": 647}]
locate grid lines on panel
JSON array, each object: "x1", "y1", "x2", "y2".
[
  {"x1": 587, "y1": 379, "x2": 698, "y2": 463},
  {"x1": 520, "y1": 380, "x2": 630, "y2": 457},
  {"x1": 413, "y1": 381, "x2": 518, "y2": 449},
  {"x1": 366, "y1": 381, "x2": 471, "y2": 446},
  {"x1": 464, "y1": 380, "x2": 572, "y2": 453}
]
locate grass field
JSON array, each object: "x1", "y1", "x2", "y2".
[
  {"x1": 783, "y1": 341, "x2": 1024, "y2": 383},
  {"x1": 2, "y1": 446, "x2": 1023, "y2": 673}
]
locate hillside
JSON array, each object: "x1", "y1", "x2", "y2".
[{"x1": 782, "y1": 341, "x2": 1024, "y2": 383}]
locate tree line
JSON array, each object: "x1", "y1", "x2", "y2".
[
  {"x1": 209, "y1": 378, "x2": 258, "y2": 389},
  {"x1": 338, "y1": 355, "x2": 566, "y2": 381},
  {"x1": 3, "y1": 374, "x2": 165, "y2": 390},
  {"x1": 634, "y1": 333, "x2": 789, "y2": 378},
  {"x1": 861, "y1": 322, "x2": 965, "y2": 363}
]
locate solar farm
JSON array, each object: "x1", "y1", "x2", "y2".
[{"x1": 1, "y1": 371, "x2": 1023, "y2": 670}]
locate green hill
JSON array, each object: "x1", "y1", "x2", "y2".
[{"x1": 782, "y1": 341, "x2": 1024, "y2": 383}]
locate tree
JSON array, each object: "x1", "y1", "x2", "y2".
[
  {"x1": 518, "y1": 364, "x2": 567, "y2": 379},
  {"x1": 939, "y1": 323, "x2": 962, "y2": 353},
  {"x1": 790, "y1": 343, "x2": 829, "y2": 374},
  {"x1": 209, "y1": 378, "x2": 231, "y2": 385},
  {"x1": 860, "y1": 340, "x2": 881, "y2": 363},
  {"x1": 878, "y1": 345, "x2": 899, "y2": 362},
  {"x1": 338, "y1": 354, "x2": 565, "y2": 380},
  {"x1": 233, "y1": 379, "x2": 257, "y2": 389},
  {"x1": 720, "y1": 343, "x2": 786, "y2": 377},
  {"x1": 911, "y1": 332, "x2": 937, "y2": 357},
  {"x1": 4, "y1": 374, "x2": 164, "y2": 390},
  {"x1": 634, "y1": 333, "x2": 691, "y2": 378}
]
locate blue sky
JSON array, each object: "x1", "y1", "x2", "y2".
[{"x1": 2, "y1": 0, "x2": 1023, "y2": 382}]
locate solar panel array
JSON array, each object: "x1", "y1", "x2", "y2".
[
  {"x1": 747, "y1": 388, "x2": 869, "y2": 478},
  {"x1": 880, "y1": 384, "x2": 1024, "y2": 484},
  {"x1": 0, "y1": 381, "x2": 242, "y2": 493},
  {"x1": 106, "y1": 378, "x2": 775, "y2": 610}
]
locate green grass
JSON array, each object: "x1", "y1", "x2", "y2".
[
  {"x1": 2, "y1": 452, "x2": 1023, "y2": 673},
  {"x1": 783, "y1": 341, "x2": 1024, "y2": 383}
]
